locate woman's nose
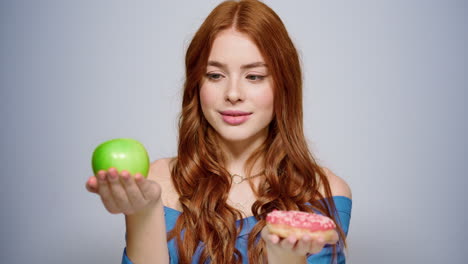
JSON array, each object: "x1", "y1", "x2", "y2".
[{"x1": 225, "y1": 77, "x2": 244, "y2": 103}]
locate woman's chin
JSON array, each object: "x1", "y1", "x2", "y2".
[{"x1": 217, "y1": 130, "x2": 268, "y2": 146}]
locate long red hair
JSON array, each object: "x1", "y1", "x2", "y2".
[{"x1": 168, "y1": 0, "x2": 346, "y2": 263}]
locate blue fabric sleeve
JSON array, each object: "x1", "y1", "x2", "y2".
[
  {"x1": 307, "y1": 196, "x2": 352, "y2": 264},
  {"x1": 121, "y1": 248, "x2": 133, "y2": 264}
]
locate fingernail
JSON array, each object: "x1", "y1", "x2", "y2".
[
  {"x1": 270, "y1": 235, "x2": 279, "y2": 244},
  {"x1": 109, "y1": 172, "x2": 117, "y2": 180},
  {"x1": 134, "y1": 174, "x2": 142, "y2": 182},
  {"x1": 122, "y1": 172, "x2": 130, "y2": 181},
  {"x1": 288, "y1": 236, "x2": 297, "y2": 243},
  {"x1": 98, "y1": 172, "x2": 106, "y2": 181}
]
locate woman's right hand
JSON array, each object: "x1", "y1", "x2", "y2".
[{"x1": 85, "y1": 167, "x2": 162, "y2": 215}]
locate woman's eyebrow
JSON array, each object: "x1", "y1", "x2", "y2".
[
  {"x1": 207, "y1": 60, "x2": 267, "y2": 70},
  {"x1": 241, "y1": 61, "x2": 268, "y2": 70}
]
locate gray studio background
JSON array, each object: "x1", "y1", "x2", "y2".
[{"x1": 1, "y1": 0, "x2": 466, "y2": 263}]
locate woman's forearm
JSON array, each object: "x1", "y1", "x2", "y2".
[
  {"x1": 266, "y1": 244, "x2": 307, "y2": 264},
  {"x1": 125, "y1": 200, "x2": 169, "y2": 264}
]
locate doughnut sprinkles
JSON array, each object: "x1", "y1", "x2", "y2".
[{"x1": 266, "y1": 210, "x2": 337, "y2": 243}]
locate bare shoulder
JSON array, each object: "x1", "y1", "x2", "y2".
[
  {"x1": 147, "y1": 157, "x2": 181, "y2": 210},
  {"x1": 147, "y1": 157, "x2": 175, "y2": 181},
  {"x1": 319, "y1": 167, "x2": 352, "y2": 199}
]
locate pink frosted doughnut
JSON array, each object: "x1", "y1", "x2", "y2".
[{"x1": 266, "y1": 210, "x2": 337, "y2": 242}]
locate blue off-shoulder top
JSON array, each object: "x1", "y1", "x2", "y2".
[{"x1": 122, "y1": 196, "x2": 352, "y2": 264}]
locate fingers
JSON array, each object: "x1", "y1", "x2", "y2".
[
  {"x1": 96, "y1": 169, "x2": 121, "y2": 214},
  {"x1": 262, "y1": 226, "x2": 333, "y2": 257},
  {"x1": 328, "y1": 230, "x2": 339, "y2": 244},
  {"x1": 278, "y1": 234, "x2": 328, "y2": 255},
  {"x1": 86, "y1": 176, "x2": 98, "y2": 193},
  {"x1": 295, "y1": 235, "x2": 313, "y2": 255},
  {"x1": 299, "y1": 235, "x2": 327, "y2": 255},
  {"x1": 262, "y1": 226, "x2": 301, "y2": 252},
  {"x1": 135, "y1": 173, "x2": 161, "y2": 203},
  {"x1": 120, "y1": 171, "x2": 146, "y2": 212},
  {"x1": 309, "y1": 238, "x2": 327, "y2": 254},
  {"x1": 268, "y1": 234, "x2": 280, "y2": 244},
  {"x1": 105, "y1": 168, "x2": 134, "y2": 214},
  {"x1": 279, "y1": 235, "x2": 298, "y2": 251},
  {"x1": 92, "y1": 168, "x2": 161, "y2": 215}
]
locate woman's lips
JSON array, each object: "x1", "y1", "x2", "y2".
[{"x1": 219, "y1": 110, "x2": 252, "y2": 125}]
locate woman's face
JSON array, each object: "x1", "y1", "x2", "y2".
[{"x1": 200, "y1": 29, "x2": 274, "y2": 144}]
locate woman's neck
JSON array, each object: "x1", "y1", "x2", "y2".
[{"x1": 218, "y1": 131, "x2": 267, "y2": 175}]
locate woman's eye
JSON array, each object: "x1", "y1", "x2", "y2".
[
  {"x1": 206, "y1": 73, "x2": 223, "y2": 80},
  {"x1": 246, "y1": 75, "x2": 265, "y2": 81}
]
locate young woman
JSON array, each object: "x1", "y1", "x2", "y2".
[{"x1": 86, "y1": 1, "x2": 352, "y2": 263}]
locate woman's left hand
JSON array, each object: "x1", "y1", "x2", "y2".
[{"x1": 261, "y1": 225, "x2": 339, "y2": 263}]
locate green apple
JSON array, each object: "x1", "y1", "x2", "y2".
[{"x1": 92, "y1": 138, "x2": 150, "y2": 178}]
